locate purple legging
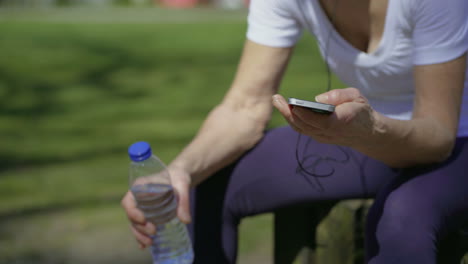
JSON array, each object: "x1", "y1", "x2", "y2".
[{"x1": 189, "y1": 126, "x2": 468, "y2": 263}]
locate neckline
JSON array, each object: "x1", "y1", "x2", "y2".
[{"x1": 312, "y1": 0, "x2": 394, "y2": 58}]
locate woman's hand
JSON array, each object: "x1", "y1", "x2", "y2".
[
  {"x1": 121, "y1": 166, "x2": 192, "y2": 249},
  {"x1": 272, "y1": 88, "x2": 381, "y2": 148}
]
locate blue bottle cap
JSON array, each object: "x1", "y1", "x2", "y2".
[{"x1": 128, "y1": 141, "x2": 152, "y2": 162}]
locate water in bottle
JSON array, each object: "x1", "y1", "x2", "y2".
[{"x1": 128, "y1": 141, "x2": 194, "y2": 264}]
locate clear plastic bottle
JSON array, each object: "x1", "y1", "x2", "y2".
[{"x1": 128, "y1": 141, "x2": 194, "y2": 264}]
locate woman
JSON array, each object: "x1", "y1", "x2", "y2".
[{"x1": 122, "y1": 0, "x2": 468, "y2": 263}]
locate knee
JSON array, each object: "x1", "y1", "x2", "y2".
[
  {"x1": 380, "y1": 195, "x2": 422, "y2": 232},
  {"x1": 369, "y1": 188, "x2": 440, "y2": 248},
  {"x1": 222, "y1": 191, "x2": 253, "y2": 224},
  {"x1": 366, "y1": 192, "x2": 441, "y2": 262}
]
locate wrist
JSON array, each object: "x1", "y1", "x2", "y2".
[
  {"x1": 370, "y1": 110, "x2": 388, "y2": 138},
  {"x1": 168, "y1": 159, "x2": 191, "y2": 175},
  {"x1": 346, "y1": 107, "x2": 387, "y2": 150},
  {"x1": 168, "y1": 162, "x2": 194, "y2": 186},
  {"x1": 169, "y1": 158, "x2": 185, "y2": 168},
  {"x1": 350, "y1": 110, "x2": 390, "y2": 156}
]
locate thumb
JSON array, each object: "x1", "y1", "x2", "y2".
[
  {"x1": 272, "y1": 94, "x2": 293, "y2": 118},
  {"x1": 315, "y1": 88, "x2": 363, "y2": 106},
  {"x1": 172, "y1": 176, "x2": 192, "y2": 224}
]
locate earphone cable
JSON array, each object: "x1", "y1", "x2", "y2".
[{"x1": 294, "y1": 0, "x2": 369, "y2": 198}]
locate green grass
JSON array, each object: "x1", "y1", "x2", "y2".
[{"x1": 0, "y1": 7, "x2": 341, "y2": 263}]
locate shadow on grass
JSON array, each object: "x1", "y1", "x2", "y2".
[
  {"x1": 0, "y1": 146, "x2": 124, "y2": 173},
  {"x1": 0, "y1": 196, "x2": 147, "y2": 264},
  {"x1": 0, "y1": 195, "x2": 121, "y2": 221},
  {"x1": 0, "y1": 24, "x2": 218, "y2": 173}
]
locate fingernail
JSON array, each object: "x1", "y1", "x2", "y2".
[
  {"x1": 315, "y1": 94, "x2": 328, "y2": 103},
  {"x1": 272, "y1": 95, "x2": 282, "y2": 105}
]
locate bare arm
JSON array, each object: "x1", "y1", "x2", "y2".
[
  {"x1": 170, "y1": 40, "x2": 294, "y2": 184},
  {"x1": 362, "y1": 54, "x2": 466, "y2": 167},
  {"x1": 122, "y1": 40, "x2": 294, "y2": 248},
  {"x1": 274, "y1": 54, "x2": 466, "y2": 168}
]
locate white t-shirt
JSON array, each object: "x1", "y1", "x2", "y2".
[{"x1": 247, "y1": 0, "x2": 468, "y2": 137}]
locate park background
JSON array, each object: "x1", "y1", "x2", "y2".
[{"x1": 0, "y1": 1, "x2": 341, "y2": 263}]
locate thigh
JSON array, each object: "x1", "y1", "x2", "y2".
[
  {"x1": 366, "y1": 137, "x2": 468, "y2": 262},
  {"x1": 222, "y1": 126, "x2": 397, "y2": 218},
  {"x1": 191, "y1": 126, "x2": 397, "y2": 263}
]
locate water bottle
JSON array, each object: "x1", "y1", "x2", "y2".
[{"x1": 128, "y1": 141, "x2": 194, "y2": 264}]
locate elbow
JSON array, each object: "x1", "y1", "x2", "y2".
[
  {"x1": 413, "y1": 134, "x2": 456, "y2": 167},
  {"x1": 432, "y1": 135, "x2": 456, "y2": 163},
  {"x1": 428, "y1": 123, "x2": 458, "y2": 164},
  {"x1": 237, "y1": 121, "x2": 268, "y2": 152},
  {"x1": 223, "y1": 100, "x2": 272, "y2": 152},
  {"x1": 409, "y1": 118, "x2": 458, "y2": 165},
  {"x1": 386, "y1": 135, "x2": 456, "y2": 169}
]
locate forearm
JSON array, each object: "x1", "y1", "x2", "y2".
[
  {"x1": 168, "y1": 41, "x2": 293, "y2": 185},
  {"x1": 361, "y1": 55, "x2": 466, "y2": 168},
  {"x1": 170, "y1": 101, "x2": 271, "y2": 185},
  {"x1": 356, "y1": 112, "x2": 456, "y2": 168}
]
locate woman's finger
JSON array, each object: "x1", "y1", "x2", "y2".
[
  {"x1": 272, "y1": 94, "x2": 293, "y2": 120},
  {"x1": 171, "y1": 174, "x2": 192, "y2": 224},
  {"x1": 273, "y1": 94, "x2": 326, "y2": 136},
  {"x1": 130, "y1": 224, "x2": 153, "y2": 247},
  {"x1": 272, "y1": 95, "x2": 315, "y2": 129},
  {"x1": 121, "y1": 191, "x2": 147, "y2": 225},
  {"x1": 316, "y1": 87, "x2": 364, "y2": 105},
  {"x1": 291, "y1": 105, "x2": 333, "y2": 131},
  {"x1": 132, "y1": 221, "x2": 157, "y2": 237}
]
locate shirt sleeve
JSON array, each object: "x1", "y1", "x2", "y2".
[
  {"x1": 246, "y1": 0, "x2": 303, "y2": 48},
  {"x1": 410, "y1": 0, "x2": 468, "y2": 65}
]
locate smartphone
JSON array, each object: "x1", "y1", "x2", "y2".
[{"x1": 288, "y1": 98, "x2": 335, "y2": 114}]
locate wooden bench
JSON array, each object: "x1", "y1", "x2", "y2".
[{"x1": 274, "y1": 200, "x2": 468, "y2": 264}]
